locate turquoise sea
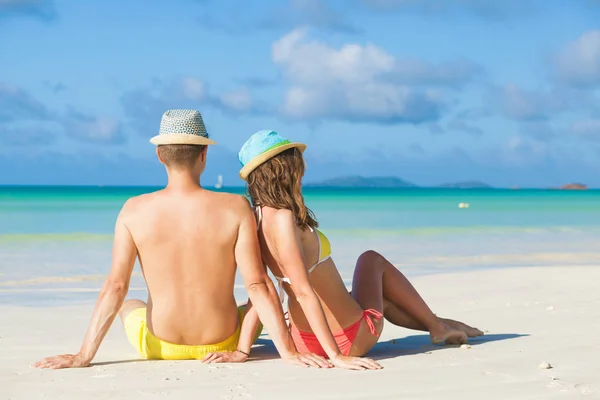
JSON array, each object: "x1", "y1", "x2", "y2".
[{"x1": 1, "y1": 186, "x2": 599, "y2": 306}]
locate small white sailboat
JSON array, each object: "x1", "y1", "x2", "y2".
[{"x1": 215, "y1": 174, "x2": 223, "y2": 189}]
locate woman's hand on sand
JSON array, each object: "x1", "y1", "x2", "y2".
[
  {"x1": 329, "y1": 355, "x2": 382, "y2": 370},
  {"x1": 33, "y1": 353, "x2": 90, "y2": 369},
  {"x1": 202, "y1": 350, "x2": 248, "y2": 363},
  {"x1": 285, "y1": 352, "x2": 333, "y2": 368}
]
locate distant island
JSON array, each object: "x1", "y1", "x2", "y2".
[
  {"x1": 305, "y1": 176, "x2": 593, "y2": 190},
  {"x1": 306, "y1": 176, "x2": 417, "y2": 188},
  {"x1": 436, "y1": 181, "x2": 492, "y2": 189},
  {"x1": 306, "y1": 176, "x2": 492, "y2": 189},
  {"x1": 560, "y1": 183, "x2": 588, "y2": 190}
]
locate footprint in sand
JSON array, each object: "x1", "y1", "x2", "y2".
[
  {"x1": 139, "y1": 390, "x2": 171, "y2": 396},
  {"x1": 575, "y1": 383, "x2": 597, "y2": 396},
  {"x1": 218, "y1": 383, "x2": 252, "y2": 399}
]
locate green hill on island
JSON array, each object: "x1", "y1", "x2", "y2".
[
  {"x1": 306, "y1": 176, "x2": 417, "y2": 188},
  {"x1": 306, "y1": 176, "x2": 493, "y2": 189},
  {"x1": 436, "y1": 180, "x2": 492, "y2": 189}
]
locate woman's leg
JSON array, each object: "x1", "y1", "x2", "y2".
[
  {"x1": 351, "y1": 250, "x2": 473, "y2": 344},
  {"x1": 382, "y1": 299, "x2": 483, "y2": 338}
]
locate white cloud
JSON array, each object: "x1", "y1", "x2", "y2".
[
  {"x1": 121, "y1": 77, "x2": 260, "y2": 137},
  {"x1": 555, "y1": 30, "x2": 600, "y2": 86},
  {"x1": 360, "y1": 0, "x2": 535, "y2": 19},
  {"x1": 273, "y1": 28, "x2": 395, "y2": 85},
  {"x1": 271, "y1": 29, "x2": 479, "y2": 124},
  {"x1": 61, "y1": 109, "x2": 125, "y2": 144},
  {"x1": 219, "y1": 88, "x2": 253, "y2": 112},
  {"x1": 0, "y1": 82, "x2": 50, "y2": 122},
  {"x1": 181, "y1": 78, "x2": 206, "y2": 100},
  {"x1": 488, "y1": 83, "x2": 566, "y2": 121},
  {"x1": 0, "y1": 0, "x2": 57, "y2": 21},
  {"x1": 570, "y1": 119, "x2": 600, "y2": 139},
  {"x1": 447, "y1": 118, "x2": 483, "y2": 136},
  {"x1": 0, "y1": 126, "x2": 55, "y2": 146},
  {"x1": 518, "y1": 121, "x2": 556, "y2": 141}
]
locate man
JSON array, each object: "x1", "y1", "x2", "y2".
[{"x1": 34, "y1": 109, "x2": 329, "y2": 369}]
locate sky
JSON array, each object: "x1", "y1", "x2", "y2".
[{"x1": 1, "y1": 0, "x2": 600, "y2": 188}]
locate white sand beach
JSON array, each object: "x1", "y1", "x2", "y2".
[{"x1": 2, "y1": 266, "x2": 599, "y2": 400}]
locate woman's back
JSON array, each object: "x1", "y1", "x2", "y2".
[{"x1": 257, "y1": 206, "x2": 364, "y2": 332}]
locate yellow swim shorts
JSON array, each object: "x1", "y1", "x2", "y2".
[{"x1": 124, "y1": 305, "x2": 262, "y2": 360}]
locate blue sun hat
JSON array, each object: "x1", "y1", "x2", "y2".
[{"x1": 238, "y1": 130, "x2": 306, "y2": 180}]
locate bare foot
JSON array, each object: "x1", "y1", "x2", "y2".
[
  {"x1": 440, "y1": 318, "x2": 484, "y2": 338},
  {"x1": 429, "y1": 322, "x2": 468, "y2": 345}
]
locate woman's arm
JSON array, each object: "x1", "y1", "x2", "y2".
[
  {"x1": 266, "y1": 209, "x2": 343, "y2": 360},
  {"x1": 236, "y1": 301, "x2": 261, "y2": 357},
  {"x1": 201, "y1": 301, "x2": 262, "y2": 364},
  {"x1": 265, "y1": 209, "x2": 381, "y2": 371},
  {"x1": 202, "y1": 199, "x2": 330, "y2": 368}
]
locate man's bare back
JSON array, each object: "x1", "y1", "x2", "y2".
[{"x1": 121, "y1": 188, "x2": 249, "y2": 345}]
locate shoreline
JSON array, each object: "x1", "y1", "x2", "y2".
[
  {"x1": 3, "y1": 260, "x2": 600, "y2": 308},
  {"x1": 2, "y1": 266, "x2": 599, "y2": 399},
  {"x1": 3, "y1": 258, "x2": 600, "y2": 308}
]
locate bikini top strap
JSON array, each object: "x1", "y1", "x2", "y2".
[
  {"x1": 274, "y1": 276, "x2": 291, "y2": 304},
  {"x1": 255, "y1": 206, "x2": 263, "y2": 230}
]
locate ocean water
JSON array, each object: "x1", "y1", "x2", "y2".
[{"x1": 1, "y1": 186, "x2": 599, "y2": 306}]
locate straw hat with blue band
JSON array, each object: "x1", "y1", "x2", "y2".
[
  {"x1": 238, "y1": 130, "x2": 306, "y2": 180},
  {"x1": 150, "y1": 109, "x2": 217, "y2": 146}
]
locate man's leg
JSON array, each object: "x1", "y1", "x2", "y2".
[
  {"x1": 117, "y1": 299, "x2": 149, "y2": 358},
  {"x1": 118, "y1": 299, "x2": 147, "y2": 325}
]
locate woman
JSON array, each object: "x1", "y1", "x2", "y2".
[{"x1": 203, "y1": 130, "x2": 483, "y2": 370}]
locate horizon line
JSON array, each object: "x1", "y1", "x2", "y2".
[{"x1": 0, "y1": 184, "x2": 596, "y2": 190}]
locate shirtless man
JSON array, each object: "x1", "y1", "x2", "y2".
[{"x1": 33, "y1": 110, "x2": 329, "y2": 369}]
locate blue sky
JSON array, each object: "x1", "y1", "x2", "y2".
[{"x1": 1, "y1": 0, "x2": 600, "y2": 187}]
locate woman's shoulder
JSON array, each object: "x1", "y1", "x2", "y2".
[
  {"x1": 261, "y1": 206, "x2": 293, "y2": 220},
  {"x1": 260, "y1": 207, "x2": 296, "y2": 230}
]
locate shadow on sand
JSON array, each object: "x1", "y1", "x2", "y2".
[
  {"x1": 248, "y1": 333, "x2": 529, "y2": 362},
  {"x1": 368, "y1": 333, "x2": 529, "y2": 361},
  {"x1": 89, "y1": 333, "x2": 529, "y2": 366},
  {"x1": 91, "y1": 359, "x2": 147, "y2": 367}
]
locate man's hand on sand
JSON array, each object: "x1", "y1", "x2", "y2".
[{"x1": 33, "y1": 353, "x2": 90, "y2": 369}]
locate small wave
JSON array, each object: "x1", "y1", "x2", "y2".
[
  {"x1": 325, "y1": 226, "x2": 599, "y2": 236},
  {"x1": 0, "y1": 233, "x2": 113, "y2": 242},
  {"x1": 402, "y1": 252, "x2": 600, "y2": 266},
  {"x1": 0, "y1": 272, "x2": 143, "y2": 287},
  {"x1": 0, "y1": 286, "x2": 148, "y2": 293}
]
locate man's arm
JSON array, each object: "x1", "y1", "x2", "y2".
[
  {"x1": 232, "y1": 201, "x2": 297, "y2": 360},
  {"x1": 33, "y1": 203, "x2": 138, "y2": 369}
]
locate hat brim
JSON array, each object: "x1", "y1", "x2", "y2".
[
  {"x1": 239, "y1": 142, "x2": 306, "y2": 180},
  {"x1": 150, "y1": 134, "x2": 217, "y2": 146}
]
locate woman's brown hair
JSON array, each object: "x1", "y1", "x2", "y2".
[{"x1": 246, "y1": 147, "x2": 318, "y2": 230}]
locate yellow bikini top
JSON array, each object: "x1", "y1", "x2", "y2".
[{"x1": 255, "y1": 206, "x2": 332, "y2": 302}]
